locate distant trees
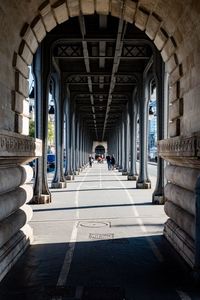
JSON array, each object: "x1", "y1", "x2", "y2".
[{"x1": 29, "y1": 120, "x2": 55, "y2": 145}]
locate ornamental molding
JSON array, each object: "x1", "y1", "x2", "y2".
[
  {"x1": 158, "y1": 134, "x2": 200, "y2": 168},
  {"x1": 0, "y1": 130, "x2": 42, "y2": 157},
  {"x1": 158, "y1": 136, "x2": 197, "y2": 157}
]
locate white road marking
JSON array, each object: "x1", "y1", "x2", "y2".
[
  {"x1": 57, "y1": 165, "x2": 190, "y2": 300},
  {"x1": 99, "y1": 165, "x2": 102, "y2": 189},
  {"x1": 114, "y1": 172, "x2": 191, "y2": 300},
  {"x1": 56, "y1": 169, "x2": 88, "y2": 287},
  {"x1": 114, "y1": 173, "x2": 164, "y2": 263}
]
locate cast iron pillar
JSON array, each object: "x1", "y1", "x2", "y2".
[
  {"x1": 64, "y1": 90, "x2": 73, "y2": 180},
  {"x1": 119, "y1": 119, "x2": 125, "y2": 172},
  {"x1": 114, "y1": 130, "x2": 118, "y2": 166},
  {"x1": 32, "y1": 44, "x2": 51, "y2": 203},
  {"x1": 117, "y1": 125, "x2": 122, "y2": 170},
  {"x1": 136, "y1": 76, "x2": 151, "y2": 189},
  {"x1": 71, "y1": 108, "x2": 76, "y2": 176},
  {"x1": 115, "y1": 128, "x2": 119, "y2": 168},
  {"x1": 152, "y1": 53, "x2": 166, "y2": 204},
  {"x1": 51, "y1": 74, "x2": 67, "y2": 188},
  {"x1": 79, "y1": 122, "x2": 84, "y2": 168},
  {"x1": 128, "y1": 89, "x2": 138, "y2": 181},
  {"x1": 76, "y1": 118, "x2": 81, "y2": 173},
  {"x1": 122, "y1": 107, "x2": 129, "y2": 175}
]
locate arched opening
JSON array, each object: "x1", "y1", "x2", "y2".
[
  {"x1": 95, "y1": 144, "x2": 105, "y2": 159},
  {"x1": 0, "y1": 0, "x2": 200, "y2": 291},
  {"x1": 6, "y1": 8, "x2": 188, "y2": 279}
]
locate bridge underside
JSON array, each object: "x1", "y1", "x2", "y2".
[{"x1": 0, "y1": 0, "x2": 200, "y2": 286}]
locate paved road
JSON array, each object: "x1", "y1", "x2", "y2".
[
  {"x1": 136, "y1": 161, "x2": 157, "y2": 178},
  {"x1": 0, "y1": 162, "x2": 199, "y2": 299}
]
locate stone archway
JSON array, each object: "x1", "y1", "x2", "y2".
[
  {"x1": 12, "y1": 0, "x2": 184, "y2": 138},
  {"x1": 95, "y1": 145, "x2": 105, "y2": 156},
  {"x1": 0, "y1": 0, "x2": 200, "y2": 281},
  {"x1": 92, "y1": 141, "x2": 107, "y2": 158}
]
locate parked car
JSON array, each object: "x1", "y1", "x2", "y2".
[{"x1": 47, "y1": 154, "x2": 55, "y2": 172}]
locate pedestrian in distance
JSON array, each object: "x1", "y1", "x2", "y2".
[
  {"x1": 111, "y1": 154, "x2": 115, "y2": 170},
  {"x1": 106, "y1": 155, "x2": 111, "y2": 170},
  {"x1": 89, "y1": 154, "x2": 93, "y2": 167}
]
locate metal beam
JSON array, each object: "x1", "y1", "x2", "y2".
[
  {"x1": 79, "y1": 15, "x2": 98, "y2": 139},
  {"x1": 55, "y1": 56, "x2": 150, "y2": 60},
  {"x1": 101, "y1": 18, "x2": 127, "y2": 140}
]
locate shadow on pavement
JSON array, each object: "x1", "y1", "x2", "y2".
[{"x1": 0, "y1": 235, "x2": 199, "y2": 300}]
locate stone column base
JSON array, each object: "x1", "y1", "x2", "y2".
[
  {"x1": 122, "y1": 171, "x2": 128, "y2": 176},
  {"x1": 164, "y1": 219, "x2": 194, "y2": 269},
  {"x1": 119, "y1": 169, "x2": 123, "y2": 172},
  {"x1": 65, "y1": 175, "x2": 74, "y2": 180},
  {"x1": 51, "y1": 181, "x2": 67, "y2": 189},
  {"x1": 128, "y1": 175, "x2": 138, "y2": 181},
  {"x1": 0, "y1": 224, "x2": 33, "y2": 282},
  {"x1": 31, "y1": 194, "x2": 51, "y2": 204},
  {"x1": 136, "y1": 181, "x2": 151, "y2": 189},
  {"x1": 152, "y1": 195, "x2": 165, "y2": 204}
]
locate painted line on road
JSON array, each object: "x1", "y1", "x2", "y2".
[
  {"x1": 114, "y1": 172, "x2": 192, "y2": 300},
  {"x1": 99, "y1": 164, "x2": 102, "y2": 189},
  {"x1": 57, "y1": 169, "x2": 89, "y2": 287},
  {"x1": 114, "y1": 172, "x2": 164, "y2": 263}
]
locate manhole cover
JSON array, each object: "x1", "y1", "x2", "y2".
[{"x1": 78, "y1": 221, "x2": 110, "y2": 228}]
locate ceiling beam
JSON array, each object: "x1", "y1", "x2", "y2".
[
  {"x1": 101, "y1": 18, "x2": 127, "y2": 140},
  {"x1": 54, "y1": 56, "x2": 150, "y2": 60},
  {"x1": 79, "y1": 14, "x2": 98, "y2": 139}
]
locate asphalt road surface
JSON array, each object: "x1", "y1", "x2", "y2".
[{"x1": 0, "y1": 162, "x2": 200, "y2": 299}]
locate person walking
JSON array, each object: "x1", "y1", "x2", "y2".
[
  {"x1": 106, "y1": 155, "x2": 111, "y2": 170},
  {"x1": 111, "y1": 155, "x2": 115, "y2": 170},
  {"x1": 89, "y1": 155, "x2": 93, "y2": 167}
]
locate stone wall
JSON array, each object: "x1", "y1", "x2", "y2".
[
  {"x1": 159, "y1": 136, "x2": 200, "y2": 269},
  {"x1": 0, "y1": 130, "x2": 42, "y2": 280},
  {"x1": 0, "y1": 0, "x2": 199, "y2": 137}
]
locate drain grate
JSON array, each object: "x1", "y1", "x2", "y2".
[
  {"x1": 78, "y1": 221, "x2": 110, "y2": 228},
  {"x1": 89, "y1": 233, "x2": 114, "y2": 240}
]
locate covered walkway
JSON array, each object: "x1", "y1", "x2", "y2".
[{"x1": 0, "y1": 162, "x2": 198, "y2": 299}]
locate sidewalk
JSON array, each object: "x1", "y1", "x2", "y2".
[{"x1": 0, "y1": 163, "x2": 198, "y2": 299}]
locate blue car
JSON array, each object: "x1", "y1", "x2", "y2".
[{"x1": 47, "y1": 154, "x2": 55, "y2": 172}]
